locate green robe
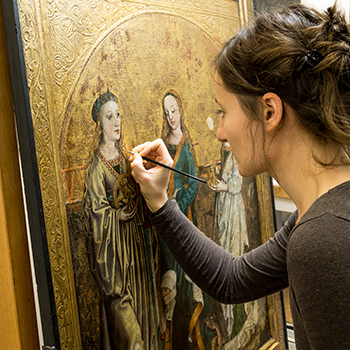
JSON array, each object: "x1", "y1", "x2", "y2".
[{"x1": 85, "y1": 151, "x2": 158, "y2": 350}]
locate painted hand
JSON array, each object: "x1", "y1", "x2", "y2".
[
  {"x1": 119, "y1": 205, "x2": 134, "y2": 222},
  {"x1": 209, "y1": 179, "x2": 228, "y2": 193}
]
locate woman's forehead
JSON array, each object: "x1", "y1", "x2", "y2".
[
  {"x1": 164, "y1": 95, "x2": 177, "y2": 104},
  {"x1": 102, "y1": 100, "x2": 119, "y2": 112}
]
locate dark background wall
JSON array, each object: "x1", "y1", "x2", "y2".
[{"x1": 253, "y1": 0, "x2": 300, "y2": 13}]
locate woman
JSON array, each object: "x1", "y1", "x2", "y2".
[
  {"x1": 130, "y1": 4, "x2": 350, "y2": 350},
  {"x1": 84, "y1": 90, "x2": 157, "y2": 350}
]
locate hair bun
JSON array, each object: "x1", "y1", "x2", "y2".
[{"x1": 323, "y1": 4, "x2": 349, "y2": 41}]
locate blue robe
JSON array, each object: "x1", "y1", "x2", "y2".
[{"x1": 168, "y1": 137, "x2": 198, "y2": 225}]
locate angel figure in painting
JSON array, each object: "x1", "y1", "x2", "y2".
[
  {"x1": 210, "y1": 142, "x2": 249, "y2": 260},
  {"x1": 210, "y1": 142, "x2": 250, "y2": 340},
  {"x1": 83, "y1": 89, "x2": 157, "y2": 350},
  {"x1": 210, "y1": 142, "x2": 266, "y2": 349}
]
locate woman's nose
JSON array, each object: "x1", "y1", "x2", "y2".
[{"x1": 216, "y1": 117, "x2": 227, "y2": 142}]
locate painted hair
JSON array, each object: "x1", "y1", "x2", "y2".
[
  {"x1": 215, "y1": 3, "x2": 350, "y2": 166},
  {"x1": 160, "y1": 90, "x2": 198, "y2": 166},
  {"x1": 91, "y1": 88, "x2": 119, "y2": 123}
]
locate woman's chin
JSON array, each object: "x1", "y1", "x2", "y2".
[{"x1": 238, "y1": 165, "x2": 260, "y2": 178}]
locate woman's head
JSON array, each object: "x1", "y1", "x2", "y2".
[
  {"x1": 215, "y1": 3, "x2": 350, "y2": 167},
  {"x1": 91, "y1": 89, "x2": 121, "y2": 145}
]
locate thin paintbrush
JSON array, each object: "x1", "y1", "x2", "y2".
[{"x1": 125, "y1": 149, "x2": 207, "y2": 184}]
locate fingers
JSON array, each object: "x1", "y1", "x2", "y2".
[
  {"x1": 128, "y1": 139, "x2": 171, "y2": 213},
  {"x1": 129, "y1": 153, "x2": 143, "y2": 184},
  {"x1": 131, "y1": 139, "x2": 173, "y2": 167},
  {"x1": 132, "y1": 141, "x2": 152, "y2": 157},
  {"x1": 129, "y1": 139, "x2": 168, "y2": 185},
  {"x1": 209, "y1": 184, "x2": 218, "y2": 192}
]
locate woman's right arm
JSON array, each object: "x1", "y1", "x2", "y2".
[{"x1": 150, "y1": 199, "x2": 296, "y2": 304}]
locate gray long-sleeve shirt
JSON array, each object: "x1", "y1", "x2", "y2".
[{"x1": 150, "y1": 180, "x2": 350, "y2": 350}]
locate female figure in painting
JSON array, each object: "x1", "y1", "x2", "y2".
[
  {"x1": 161, "y1": 90, "x2": 198, "y2": 223},
  {"x1": 160, "y1": 91, "x2": 216, "y2": 349},
  {"x1": 84, "y1": 89, "x2": 157, "y2": 350},
  {"x1": 160, "y1": 90, "x2": 219, "y2": 350}
]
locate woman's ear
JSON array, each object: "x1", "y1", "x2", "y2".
[{"x1": 261, "y1": 92, "x2": 283, "y2": 133}]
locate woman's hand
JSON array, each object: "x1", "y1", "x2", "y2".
[{"x1": 130, "y1": 139, "x2": 173, "y2": 213}]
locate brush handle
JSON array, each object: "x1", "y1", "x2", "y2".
[
  {"x1": 126, "y1": 150, "x2": 207, "y2": 184},
  {"x1": 142, "y1": 156, "x2": 207, "y2": 184}
]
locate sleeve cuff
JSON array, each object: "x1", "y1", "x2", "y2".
[{"x1": 149, "y1": 198, "x2": 172, "y2": 217}]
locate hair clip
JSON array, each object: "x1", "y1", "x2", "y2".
[{"x1": 304, "y1": 49, "x2": 323, "y2": 69}]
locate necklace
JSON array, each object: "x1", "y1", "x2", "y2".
[{"x1": 95, "y1": 148, "x2": 124, "y2": 178}]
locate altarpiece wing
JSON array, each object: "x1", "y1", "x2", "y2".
[{"x1": 2, "y1": 0, "x2": 287, "y2": 349}]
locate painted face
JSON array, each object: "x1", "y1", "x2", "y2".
[
  {"x1": 164, "y1": 95, "x2": 181, "y2": 131},
  {"x1": 100, "y1": 100, "x2": 121, "y2": 143},
  {"x1": 215, "y1": 73, "x2": 265, "y2": 177},
  {"x1": 223, "y1": 141, "x2": 230, "y2": 150},
  {"x1": 161, "y1": 287, "x2": 171, "y2": 298}
]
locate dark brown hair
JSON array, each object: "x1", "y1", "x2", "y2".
[{"x1": 215, "y1": 2, "x2": 350, "y2": 166}]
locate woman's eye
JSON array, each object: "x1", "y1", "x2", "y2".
[
  {"x1": 217, "y1": 109, "x2": 224, "y2": 117},
  {"x1": 107, "y1": 114, "x2": 112, "y2": 120}
]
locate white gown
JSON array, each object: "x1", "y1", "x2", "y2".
[
  {"x1": 213, "y1": 152, "x2": 249, "y2": 257},
  {"x1": 213, "y1": 152, "x2": 249, "y2": 337}
]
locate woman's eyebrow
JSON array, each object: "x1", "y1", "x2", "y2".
[
  {"x1": 215, "y1": 98, "x2": 223, "y2": 107},
  {"x1": 105, "y1": 108, "x2": 118, "y2": 113}
]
